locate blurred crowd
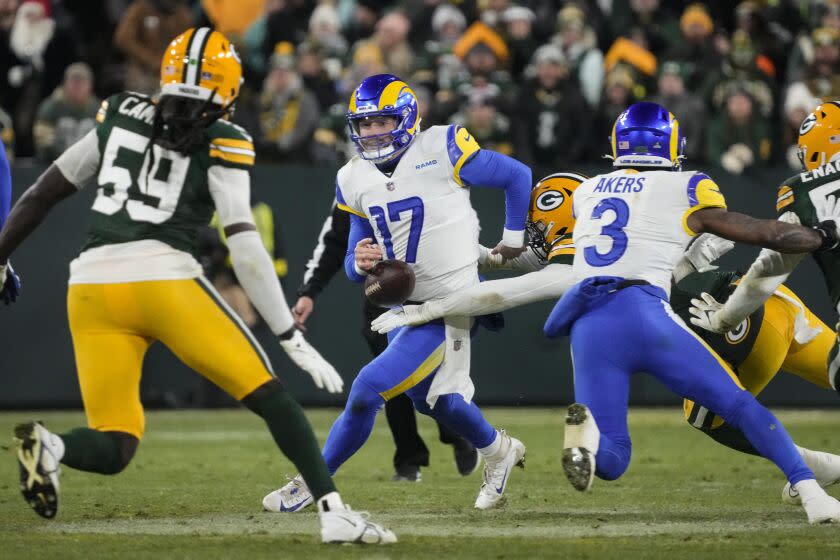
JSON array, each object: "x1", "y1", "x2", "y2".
[{"x1": 1, "y1": 0, "x2": 839, "y2": 175}]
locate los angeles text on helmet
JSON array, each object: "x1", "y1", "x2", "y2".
[{"x1": 800, "y1": 161, "x2": 840, "y2": 183}]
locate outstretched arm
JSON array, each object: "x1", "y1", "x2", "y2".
[
  {"x1": 371, "y1": 264, "x2": 576, "y2": 333},
  {"x1": 686, "y1": 207, "x2": 830, "y2": 254},
  {"x1": 0, "y1": 128, "x2": 100, "y2": 263}
]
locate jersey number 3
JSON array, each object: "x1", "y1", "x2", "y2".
[
  {"x1": 368, "y1": 197, "x2": 425, "y2": 263},
  {"x1": 93, "y1": 126, "x2": 190, "y2": 224},
  {"x1": 583, "y1": 197, "x2": 629, "y2": 267}
]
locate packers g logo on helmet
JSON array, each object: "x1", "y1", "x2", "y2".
[
  {"x1": 535, "y1": 190, "x2": 565, "y2": 212},
  {"x1": 160, "y1": 27, "x2": 242, "y2": 108},
  {"x1": 527, "y1": 172, "x2": 587, "y2": 262},
  {"x1": 797, "y1": 101, "x2": 840, "y2": 171}
]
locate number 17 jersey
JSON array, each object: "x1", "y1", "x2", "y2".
[{"x1": 572, "y1": 169, "x2": 727, "y2": 296}]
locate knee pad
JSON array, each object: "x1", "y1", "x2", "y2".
[
  {"x1": 716, "y1": 390, "x2": 754, "y2": 428},
  {"x1": 104, "y1": 431, "x2": 139, "y2": 474},
  {"x1": 346, "y1": 375, "x2": 384, "y2": 416},
  {"x1": 595, "y1": 435, "x2": 631, "y2": 481}
]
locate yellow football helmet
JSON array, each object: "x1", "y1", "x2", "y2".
[
  {"x1": 797, "y1": 101, "x2": 840, "y2": 171},
  {"x1": 527, "y1": 172, "x2": 587, "y2": 263},
  {"x1": 160, "y1": 27, "x2": 242, "y2": 108}
]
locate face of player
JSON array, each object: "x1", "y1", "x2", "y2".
[{"x1": 356, "y1": 116, "x2": 398, "y2": 150}]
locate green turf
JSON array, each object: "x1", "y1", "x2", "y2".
[{"x1": 1, "y1": 408, "x2": 839, "y2": 559}]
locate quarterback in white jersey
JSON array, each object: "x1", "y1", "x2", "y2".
[{"x1": 264, "y1": 74, "x2": 534, "y2": 514}]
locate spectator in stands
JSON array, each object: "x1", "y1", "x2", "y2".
[
  {"x1": 413, "y1": 3, "x2": 465, "y2": 92},
  {"x1": 449, "y1": 90, "x2": 513, "y2": 156},
  {"x1": 649, "y1": 61, "x2": 706, "y2": 162},
  {"x1": 439, "y1": 21, "x2": 514, "y2": 118},
  {"x1": 113, "y1": 0, "x2": 192, "y2": 96},
  {"x1": 297, "y1": 42, "x2": 338, "y2": 112},
  {"x1": 604, "y1": 25, "x2": 658, "y2": 98},
  {"x1": 236, "y1": 42, "x2": 320, "y2": 163},
  {"x1": 665, "y1": 3, "x2": 721, "y2": 91},
  {"x1": 786, "y1": 3, "x2": 840, "y2": 82},
  {"x1": 305, "y1": 2, "x2": 347, "y2": 74},
  {"x1": 501, "y1": 5, "x2": 536, "y2": 79},
  {"x1": 1, "y1": 0, "x2": 79, "y2": 156},
  {"x1": 33, "y1": 62, "x2": 98, "y2": 162},
  {"x1": 514, "y1": 44, "x2": 590, "y2": 169},
  {"x1": 352, "y1": 11, "x2": 414, "y2": 79},
  {"x1": 478, "y1": 0, "x2": 511, "y2": 32},
  {"x1": 594, "y1": 66, "x2": 639, "y2": 153},
  {"x1": 703, "y1": 30, "x2": 775, "y2": 119},
  {"x1": 609, "y1": 0, "x2": 680, "y2": 57},
  {"x1": 706, "y1": 88, "x2": 771, "y2": 174},
  {"x1": 732, "y1": 0, "x2": 789, "y2": 81},
  {"x1": 551, "y1": 4, "x2": 604, "y2": 109}
]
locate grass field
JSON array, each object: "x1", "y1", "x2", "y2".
[{"x1": 1, "y1": 407, "x2": 839, "y2": 559}]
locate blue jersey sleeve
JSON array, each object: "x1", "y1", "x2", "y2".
[
  {"x1": 0, "y1": 146, "x2": 10, "y2": 230},
  {"x1": 344, "y1": 213, "x2": 376, "y2": 282},
  {"x1": 459, "y1": 149, "x2": 531, "y2": 233}
]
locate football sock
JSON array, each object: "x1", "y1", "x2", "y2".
[
  {"x1": 242, "y1": 382, "x2": 336, "y2": 499},
  {"x1": 317, "y1": 491, "x2": 346, "y2": 514},
  {"x1": 422, "y1": 393, "x2": 497, "y2": 449},
  {"x1": 477, "y1": 431, "x2": 501, "y2": 458},
  {"x1": 60, "y1": 428, "x2": 137, "y2": 475},
  {"x1": 723, "y1": 391, "x2": 813, "y2": 485},
  {"x1": 322, "y1": 378, "x2": 383, "y2": 475},
  {"x1": 696, "y1": 423, "x2": 759, "y2": 456}
]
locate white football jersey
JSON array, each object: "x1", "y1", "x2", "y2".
[
  {"x1": 336, "y1": 125, "x2": 482, "y2": 301},
  {"x1": 572, "y1": 168, "x2": 726, "y2": 295}
]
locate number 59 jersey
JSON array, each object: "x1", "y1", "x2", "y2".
[
  {"x1": 572, "y1": 169, "x2": 727, "y2": 295},
  {"x1": 336, "y1": 125, "x2": 482, "y2": 301}
]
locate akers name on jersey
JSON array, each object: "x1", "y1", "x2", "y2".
[
  {"x1": 572, "y1": 169, "x2": 726, "y2": 295},
  {"x1": 337, "y1": 125, "x2": 481, "y2": 301}
]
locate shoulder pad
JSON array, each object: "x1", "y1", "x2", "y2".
[{"x1": 208, "y1": 121, "x2": 255, "y2": 167}]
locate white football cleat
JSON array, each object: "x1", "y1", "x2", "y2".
[
  {"x1": 14, "y1": 421, "x2": 61, "y2": 519},
  {"x1": 562, "y1": 403, "x2": 600, "y2": 492},
  {"x1": 474, "y1": 429, "x2": 525, "y2": 510},
  {"x1": 320, "y1": 506, "x2": 397, "y2": 544},
  {"x1": 262, "y1": 474, "x2": 313, "y2": 513},
  {"x1": 782, "y1": 449, "x2": 840, "y2": 505},
  {"x1": 798, "y1": 480, "x2": 840, "y2": 524}
]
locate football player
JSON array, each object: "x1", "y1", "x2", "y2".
[
  {"x1": 373, "y1": 174, "x2": 840, "y2": 504},
  {"x1": 376, "y1": 102, "x2": 840, "y2": 523},
  {"x1": 690, "y1": 100, "x2": 840, "y2": 504},
  {"x1": 0, "y1": 28, "x2": 395, "y2": 544},
  {"x1": 263, "y1": 73, "x2": 532, "y2": 513},
  {"x1": 0, "y1": 129, "x2": 19, "y2": 304}
]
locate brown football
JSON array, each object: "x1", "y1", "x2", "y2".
[{"x1": 364, "y1": 260, "x2": 416, "y2": 307}]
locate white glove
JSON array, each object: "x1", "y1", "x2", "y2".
[
  {"x1": 0, "y1": 262, "x2": 6, "y2": 292},
  {"x1": 688, "y1": 292, "x2": 736, "y2": 334},
  {"x1": 279, "y1": 330, "x2": 344, "y2": 393},
  {"x1": 814, "y1": 195, "x2": 840, "y2": 248},
  {"x1": 371, "y1": 303, "x2": 436, "y2": 334},
  {"x1": 478, "y1": 244, "x2": 505, "y2": 270},
  {"x1": 684, "y1": 233, "x2": 735, "y2": 273}
]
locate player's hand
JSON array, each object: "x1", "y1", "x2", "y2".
[
  {"x1": 814, "y1": 195, "x2": 840, "y2": 249},
  {"x1": 371, "y1": 304, "x2": 431, "y2": 334},
  {"x1": 0, "y1": 262, "x2": 20, "y2": 305},
  {"x1": 491, "y1": 241, "x2": 526, "y2": 260},
  {"x1": 684, "y1": 234, "x2": 735, "y2": 273},
  {"x1": 354, "y1": 238, "x2": 383, "y2": 272},
  {"x1": 478, "y1": 245, "x2": 505, "y2": 270},
  {"x1": 292, "y1": 296, "x2": 314, "y2": 331},
  {"x1": 688, "y1": 292, "x2": 733, "y2": 334},
  {"x1": 279, "y1": 329, "x2": 344, "y2": 393}
]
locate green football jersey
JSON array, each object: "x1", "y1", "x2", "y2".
[
  {"x1": 776, "y1": 161, "x2": 840, "y2": 305},
  {"x1": 670, "y1": 270, "x2": 765, "y2": 368},
  {"x1": 83, "y1": 92, "x2": 255, "y2": 256}
]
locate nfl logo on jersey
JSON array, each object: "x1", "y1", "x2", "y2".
[{"x1": 386, "y1": 181, "x2": 395, "y2": 191}]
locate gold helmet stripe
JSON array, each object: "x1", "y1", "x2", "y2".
[
  {"x1": 536, "y1": 172, "x2": 588, "y2": 186},
  {"x1": 185, "y1": 27, "x2": 212, "y2": 86}
]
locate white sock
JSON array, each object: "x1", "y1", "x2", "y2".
[
  {"x1": 478, "y1": 431, "x2": 502, "y2": 458},
  {"x1": 793, "y1": 478, "x2": 825, "y2": 504},
  {"x1": 317, "y1": 491, "x2": 345, "y2": 514},
  {"x1": 37, "y1": 424, "x2": 65, "y2": 461},
  {"x1": 796, "y1": 445, "x2": 840, "y2": 483}
]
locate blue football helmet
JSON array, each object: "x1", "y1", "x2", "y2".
[
  {"x1": 346, "y1": 74, "x2": 420, "y2": 164},
  {"x1": 610, "y1": 102, "x2": 686, "y2": 170}
]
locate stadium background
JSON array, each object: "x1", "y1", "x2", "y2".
[{"x1": 0, "y1": 0, "x2": 839, "y2": 409}]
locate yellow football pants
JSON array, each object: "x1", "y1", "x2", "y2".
[
  {"x1": 684, "y1": 285, "x2": 835, "y2": 429},
  {"x1": 67, "y1": 278, "x2": 275, "y2": 439}
]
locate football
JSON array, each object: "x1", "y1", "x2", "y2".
[{"x1": 364, "y1": 260, "x2": 416, "y2": 307}]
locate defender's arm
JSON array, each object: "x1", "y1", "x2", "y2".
[{"x1": 0, "y1": 129, "x2": 99, "y2": 263}]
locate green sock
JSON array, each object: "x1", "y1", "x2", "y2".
[
  {"x1": 247, "y1": 386, "x2": 337, "y2": 500},
  {"x1": 698, "y1": 423, "x2": 759, "y2": 456},
  {"x1": 60, "y1": 427, "x2": 136, "y2": 474}
]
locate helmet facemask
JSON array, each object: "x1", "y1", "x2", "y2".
[{"x1": 348, "y1": 107, "x2": 417, "y2": 164}]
